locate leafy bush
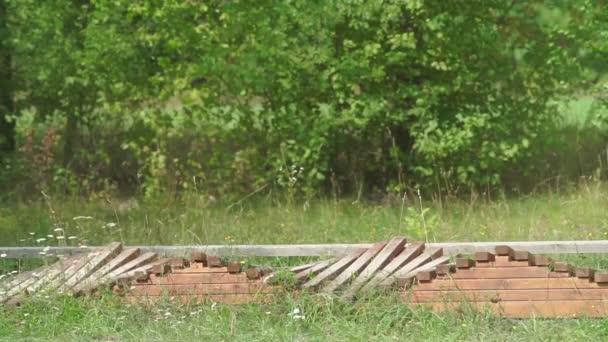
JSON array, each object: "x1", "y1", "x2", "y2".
[{"x1": 1, "y1": 1, "x2": 600, "y2": 198}]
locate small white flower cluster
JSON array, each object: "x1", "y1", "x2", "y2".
[{"x1": 288, "y1": 307, "x2": 305, "y2": 320}]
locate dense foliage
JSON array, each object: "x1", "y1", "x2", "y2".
[{"x1": 0, "y1": 1, "x2": 606, "y2": 199}]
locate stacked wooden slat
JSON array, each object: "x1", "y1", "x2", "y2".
[
  {"x1": 124, "y1": 251, "x2": 277, "y2": 304},
  {"x1": 410, "y1": 245, "x2": 608, "y2": 318},
  {"x1": 0, "y1": 242, "x2": 278, "y2": 306},
  {"x1": 295, "y1": 236, "x2": 448, "y2": 298}
]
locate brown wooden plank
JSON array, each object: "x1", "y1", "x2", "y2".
[
  {"x1": 474, "y1": 256, "x2": 530, "y2": 268},
  {"x1": 341, "y1": 237, "x2": 407, "y2": 297},
  {"x1": 125, "y1": 293, "x2": 273, "y2": 305},
  {"x1": 190, "y1": 251, "x2": 207, "y2": 264},
  {"x1": 416, "y1": 270, "x2": 436, "y2": 282},
  {"x1": 115, "y1": 259, "x2": 172, "y2": 282},
  {"x1": 321, "y1": 242, "x2": 387, "y2": 293},
  {"x1": 455, "y1": 258, "x2": 475, "y2": 269},
  {"x1": 103, "y1": 252, "x2": 157, "y2": 282},
  {"x1": 594, "y1": 273, "x2": 608, "y2": 283},
  {"x1": 512, "y1": 251, "x2": 530, "y2": 261},
  {"x1": 58, "y1": 242, "x2": 123, "y2": 293},
  {"x1": 394, "y1": 255, "x2": 450, "y2": 287},
  {"x1": 553, "y1": 262, "x2": 574, "y2": 274},
  {"x1": 409, "y1": 288, "x2": 608, "y2": 302},
  {"x1": 301, "y1": 248, "x2": 366, "y2": 290},
  {"x1": 446, "y1": 267, "x2": 554, "y2": 279},
  {"x1": 25, "y1": 255, "x2": 84, "y2": 294},
  {"x1": 495, "y1": 245, "x2": 514, "y2": 256},
  {"x1": 360, "y1": 243, "x2": 425, "y2": 292},
  {"x1": 72, "y1": 248, "x2": 141, "y2": 295},
  {"x1": 246, "y1": 267, "x2": 273, "y2": 280},
  {"x1": 576, "y1": 268, "x2": 596, "y2": 279},
  {"x1": 0, "y1": 263, "x2": 58, "y2": 302},
  {"x1": 531, "y1": 255, "x2": 551, "y2": 266},
  {"x1": 148, "y1": 272, "x2": 251, "y2": 285},
  {"x1": 207, "y1": 256, "x2": 223, "y2": 267},
  {"x1": 436, "y1": 264, "x2": 456, "y2": 276},
  {"x1": 379, "y1": 248, "x2": 444, "y2": 288},
  {"x1": 42, "y1": 251, "x2": 98, "y2": 292},
  {"x1": 415, "y1": 300, "x2": 608, "y2": 318},
  {"x1": 227, "y1": 262, "x2": 242, "y2": 274},
  {"x1": 128, "y1": 282, "x2": 275, "y2": 296},
  {"x1": 290, "y1": 261, "x2": 319, "y2": 273},
  {"x1": 173, "y1": 267, "x2": 230, "y2": 274},
  {"x1": 474, "y1": 252, "x2": 495, "y2": 262},
  {"x1": 296, "y1": 259, "x2": 335, "y2": 282},
  {"x1": 414, "y1": 277, "x2": 608, "y2": 291}
]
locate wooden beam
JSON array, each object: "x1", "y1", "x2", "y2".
[{"x1": 3, "y1": 240, "x2": 608, "y2": 258}]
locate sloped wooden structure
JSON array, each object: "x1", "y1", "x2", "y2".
[
  {"x1": 409, "y1": 246, "x2": 608, "y2": 318},
  {"x1": 123, "y1": 252, "x2": 278, "y2": 305}
]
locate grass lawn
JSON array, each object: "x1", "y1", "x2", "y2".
[{"x1": 3, "y1": 182, "x2": 608, "y2": 340}]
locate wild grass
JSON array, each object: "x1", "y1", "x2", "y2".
[
  {"x1": 1, "y1": 293, "x2": 608, "y2": 341},
  {"x1": 4, "y1": 181, "x2": 608, "y2": 340}
]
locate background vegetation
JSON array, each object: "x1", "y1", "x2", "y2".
[{"x1": 1, "y1": 1, "x2": 607, "y2": 202}]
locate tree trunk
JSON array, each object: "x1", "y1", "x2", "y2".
[{"x1": 0, "y1": 0, "x2": 15, "y2": 154}]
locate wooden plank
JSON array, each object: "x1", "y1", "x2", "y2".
[
  {"x1": 446, "y1": 267, "x2": 555, "y2": 279},
  {"x1": 43, "y1": 251, "x2": 99, "y2": 292},
  {"x1": 455, "y1": 258, "x2": 475, "y2": 269},
  {"x1": 207, "y1": 256, "x2": 223, "y2": 268},
  {"x1": 576, "y1": 268, "x2": 596, "y2": 279},
  {"x1": 380, "y1": 248, "x2": 443, "y2": 288},
  {"x1": 416, "y1": 300, "x2": 608, "y2": 318},
  {"x1": 474, "y1": 252, "x2": 495, "y2": 262},
  {"x1": 512, "y1": 251, "x2": 530, "y2": 261},
  {"x1": 409, "y1": 288, "x2": 608, "y2": 302},
  {"x1": 125, "y1": 293, "x2": 274, "y2": 305},
  {"x1": 321, "y1": 242, "x2": 387, "y2": 293},
  {"x1": 475, "y1": 256, "x2": 530, "y2": 268},
  {"x1": 394, "y1": 256, "x2": 450, "y2": 287},
  {"x1": 495, "y1": 246, "x2": 514, "y2": 256},
  {"x1": 553, "y1": 262, "x2": 574, "y2": 274},
  {"x1": 290, "y1": 262, "x2": 319, "y2": 273},
  {"x1": 148, "y1": 272, "x2": 252, "y2": 285},
  {"x1": 416, "y1": 270, "x2": 436, "y2": 282},
  {"x1": 103, "y1": 252, "x2": 157, "y2": 282},
  {"x1": 414, "y1": 277, "x2": 608, "y2": 291},
  {"x1": 227, "y1": 262, "x2": 242, "y2": 274},
  {"x1": 594, "y1": 273, "x2": 608, "y2": 283},
  {"x1": 531, "y1": 255, "x2": 551, "y2": 266},
  {"x1": 301, "y1": 248, "x2": 366, "y2": 290},
  {"x1": 6, "y1": 240, "x2": 608, "y2": 258},
  {"x1": 114, "y1": 259, "x2": 172, "y2": 282},
  {"x1": 360, "y1": 243, "x2": 425, "y2": 292},
  {"x1": 72, "y1": 248, "x2": 140, "y2": 294},
  {"x1": 436, "y1": 264, "x2": 456, "y2": 276},
  {"x1": 342, "y1": 237, "x2": 407, "y2": 297},
  {"x1": 172, "y1": 267, "x2": 230, "y2": 274},
  {"x1": 128, "y1": 282, "x2": 275, "y2": 296},
  {"x1": 246, "y1": 267, "x2": 273, "y2": 280},
  {"x1": 0, "y1": 264, "x2": 58, "y2": 302},
  {"x1": 58, "y1": 242, "x2": 123, "y2": 293},
  {"x1": 296, "y1": 259, "x2": 335, "y2": 282},
  {"x1": 25, "y1": 255, "x2": 84, "y2": 294}
]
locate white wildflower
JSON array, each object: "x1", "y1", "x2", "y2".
[
  {"x1": 72, "y1": 216, "x2": 93, "y2": 220},
  {"x1": 68, "y1": 236, "x2": 77, "y2": 240},
  {"x1": 42, "y1": 246, "x2": 50, "y2": 252},
  {"x1": 29, "y1": 232, "x2": 35, "y2": 236},
  {"x1": 36, "y1": 238, "x2": 46, "y2": 243},
  {"x1": 47, "y1": 234, "x2": 53, "y2": 238},
  {"x1": 53, "y1": 228, "x2": 64, "y2": 232},
  {"x1": 56, "y1": 236, "x2": 65, "y2": 240},
  {"x1": 0, "y1": 253, "x2": 6, "y2": 258},
  {"x1": 105, "y1": 222, "x2": 117, "y2": 228}
]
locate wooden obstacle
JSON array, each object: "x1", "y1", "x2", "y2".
[
  {"x1": 5, "y1": 238, "x2": 608, "y2": 318},
  {"x1": 409, "y1": 246, "x2": 608, "y2": 318},
  {"x1": 123, "y1": 251, "x2": 278, "y2": 305}
]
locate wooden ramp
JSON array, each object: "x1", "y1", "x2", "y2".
[
  {"x1": 294, "y1": 237, "x2": 448, "y2": 298},
  {"x1": 409, "y1": 246, "x2": 608, "y2": 318},
  {"x1": 123, "y1": 253, "x2": 278, "y2": 305}
]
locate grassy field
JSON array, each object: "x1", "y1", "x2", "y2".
[{"x1": 3, "y1": 182, "x2": 608, "y2": 340}]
